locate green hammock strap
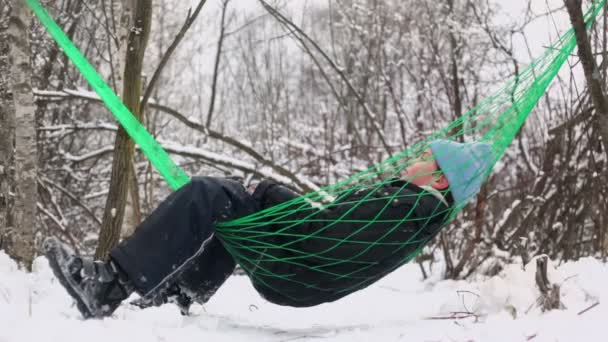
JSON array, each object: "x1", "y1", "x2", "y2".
[{"x1": 26, "y1": 0, "x2": 190, "y2": 191}]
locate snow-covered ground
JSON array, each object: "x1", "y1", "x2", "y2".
[{"x1": 0, "y1": 251, "x2": 605, "y2": 342}]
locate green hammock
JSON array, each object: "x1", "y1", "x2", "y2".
[
  {"x1": 217, "y1": 0, "x2": 605, "y2": 300},
  {"x1": 28, "y1": 0, "x2": 606, "y2": 303},
  {"x1": 215, "y1": 1, "x2": 606, "y2": 300}
]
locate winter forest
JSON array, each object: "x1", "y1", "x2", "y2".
[{"x1": 1, "y1": 0, "x2": 608, "y2": 341}]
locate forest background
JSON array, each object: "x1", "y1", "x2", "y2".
[{"x1": 0, "y1": 0, "x2": 607, "y2": 282}]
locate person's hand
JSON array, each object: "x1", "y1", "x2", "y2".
[{"x1": 246, "y1": 183, "x2": 257, "y2": 195}]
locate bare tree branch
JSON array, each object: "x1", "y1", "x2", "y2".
[
  {"x1": 257, "y1": 0, "x2": 393, "y2": 156},
  {"x1": 206, "y1": 0, "x2": 230, "y2": 128},
  {"x1": 564, "y1": 0, "x2": 608, "y2": 158},
  {"x1": 140, "y1": 0, "x2": 209, "y2": 113},
  {"x1": 37, "y1": 202, "x2": 81, "y2": 254},
  {"x1": 39, "y1": 176, "x2": 102, "y2": 227},
  {"x1": 33, "y1": 89, "x2": 317, "y2": 192}
]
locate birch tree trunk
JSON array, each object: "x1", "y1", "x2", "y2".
[
  {"x1": 0, "y1": 3, "x2": 14, "y2": 255},
  {"x1": 95, "y1": 0, "x2": 152, "y2": 259},
  {"x1": 5, "y1": 0, "x2": 37, "y2": 270}
]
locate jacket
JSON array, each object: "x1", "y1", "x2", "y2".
[{"x1": 242, "y1": 178, "x2": 452, "y2": 307}]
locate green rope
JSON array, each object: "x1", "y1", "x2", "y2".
[{"x1": 26, "y1": 0, "x2": 190, "y2": 190}]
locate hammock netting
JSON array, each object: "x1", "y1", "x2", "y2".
[{"x1": 213, "y1": 0, "x2": 606, "y2": 299}]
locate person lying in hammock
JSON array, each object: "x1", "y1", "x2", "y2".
[{"x1": 44, "y1": 139, "x2": 494, "y2": 318}]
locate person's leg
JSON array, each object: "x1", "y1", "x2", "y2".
[
  {"x1": 111, "y1": 176, "x2": 257, "y2": 295},
  {"x1": 175, "y1": 236, "x2": 236, "y2": 304},
  {"x1": 129, "y1": 235, "x2": 237, "y2": 315},
  {"x1": 110, "y1": 177, "x2": 233, "y2": 294},
  {"x1": 135, "y1": 235, "x2": 237, "y2": 315},
  {"x1": 44, "y1": 237, "x2": 134, "y2": 318},
  {"x1": 45, "y1": 177, "x2": 257, "y2": 318}
]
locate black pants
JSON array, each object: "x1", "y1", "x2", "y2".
[{"x1": 110, "y1": 177, "x2": 259, "y2": 303}]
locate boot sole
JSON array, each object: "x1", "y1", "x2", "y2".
[{"x1": 43, "y1": 237, "x2": 96, "y2": 318}]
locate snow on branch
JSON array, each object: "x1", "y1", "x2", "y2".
[
  {"x1": 39, "y1": 122, "x2": 118, "y2": 132},
  {"x1": 33, "y1": 87, "x2": 319, "y2": 192},
  {"x1": 159, "y1": 139, "x2": 320, "y2": 192},
  {"x1": 63, "y1": 146, "x2": 114, "y2": 163}
]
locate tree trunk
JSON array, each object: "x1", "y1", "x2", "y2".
[
  {"x1": 564, "y1": 0, "x2": 608, "y2": 158},
  {"x1": 447, "y1": 0, "x2": 464, "y2": 141},
  {"x1": 0, "y1": 3, "x2": 14, "y2": 255},
  {"x1": 113, "y1": 0, "x2": 143, "y2": 241},
  {"x1": 5, "y1": 0, "x2": 37, "y2": 270},
  {"x1": 535, "y1": 256, "x2": 564, "y2": 311},
  {"x1": 95, "y1": 0, "x2": 152, "y2": 260}
]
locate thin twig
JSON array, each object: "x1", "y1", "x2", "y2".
[
  {"x1": 34, "y1": 89, "x2": 316, "y2": 192},
  {"x1": 425, "y1": 311, "x2": 478, "y2": 320},
  {"x1": 257, "y1": 0, "x2": 393, "y2": 156},
  {"x1": 37, "y1": 203, "x2": 81, "y2": 254},
  {"x1": 457, "y1": 290, "x2": 480, "y2": 314},
  {"x1": 577, "y1": 302, "x2": 599, "y2": 315},
  {"x1": 526, "y1": 333, "x2": 538, "y2": 341},
  {"x1": 39, "y1": 177, "x2": 102, "y2": 226},
  {"x1": 206, "y1": 0, "x2": 230, "y2": 128},
  {"x1": 140, "y1": 0, "x2": 209, "y2": 113}
]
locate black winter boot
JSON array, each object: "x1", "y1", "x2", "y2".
[{"x1": 43, "y1": 237, "x2": 134, "y2": 319}]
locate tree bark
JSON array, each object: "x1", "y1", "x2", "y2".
[
  {"x1": 205, "y1": 0, "x2": 230, "y2": 128},
  {"x1": 564, "y1": 0, "x2": 608, "y2": 157},
  {"x1": 113, "y1": 0, "x2": 143, "y2": 242},
  {"x1": 0, "y1": 3, "x2": 14, "y2": 254},
  {"x1": 447, "y1": 0, "x2": 464, "y2": 141},
  {"x1": 95, "y1": 0, "x2": 152, "y2": 260},
  {"x1": 535, "y1": 256, "x2": 563, "y2": 311},
  {"x1": 5, "y1": 0, "x2": 37, "y2": 270},
  {"x1": 113, "y1": 0, "x2": 134, "y2": 95}
]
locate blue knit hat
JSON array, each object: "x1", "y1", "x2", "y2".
[{"x1": 429, "y1": 139, "x2": 495, "y2": 206}]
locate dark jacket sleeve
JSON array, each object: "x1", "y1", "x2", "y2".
[
  {"x1": 256, "y1": 181, "x2": 448, "y2": 263},
  {"x1": 297, "y1": 187, "x2": 432, "y2": 262},
  {"x1": 252, "y1": 179, "x2": 300, "y2": 208}
]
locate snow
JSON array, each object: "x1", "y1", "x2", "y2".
[
  {"x1": 11, "y1": 1, "x2": 607, "y2": 339},
  {"x1": 1, "y1": 251, "x2": 606, "y2": 342},
  {"x1": 159, "y1": 139, "x2": 322, "y2": 192}
]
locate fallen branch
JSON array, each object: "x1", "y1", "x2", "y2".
[
  {"x1": 526, "y1": 333, "x2": 538, "y2": 341},
  {"x1": 577, "y1": 302, "x2": 600, "y2": 315},
  {"x1": 425, "y1": 311, "x2": 478, "y2": 320}
]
